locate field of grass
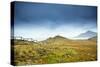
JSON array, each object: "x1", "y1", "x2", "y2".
[{"x1": 11, "y1": 37, "x2": 97, "y2": 66}]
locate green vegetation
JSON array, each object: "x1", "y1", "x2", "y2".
[{"x1": 11, "y1": 36, "x2": 97, "y2": 66}]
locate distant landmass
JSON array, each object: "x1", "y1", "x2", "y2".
[
  {"x1": 39, "y1": 35, "x2": 71, "y2": 45},
  {"x1": 74, "y1": 31, "x2": 97, "y2": 39},
  {"x1": 88, "y1": 36, "x2": 97, "y2": 41}
]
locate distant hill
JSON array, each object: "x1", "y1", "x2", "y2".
[
  {"x1": 47, "y1": 35, "x2": 70, "y2": 41},
  {"x1": 39, "y1": 35, "x2": 71, "y2": 45},
  {"x1": 88, "y1": 36, "x2": 97, "y2": 41},
  {"x1": 74, "y1": 31, "x2": 97, "y2": 39}
]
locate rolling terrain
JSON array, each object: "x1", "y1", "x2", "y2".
[{"x1": 11, "y1": 35, "x2": 97, "y2": 66}]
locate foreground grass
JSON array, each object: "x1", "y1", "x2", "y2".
[{"x1": 11, "y1": 39, "x2": 97, "y2": 66}]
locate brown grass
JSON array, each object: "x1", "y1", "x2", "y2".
[{"x1": 11, "y1": 39, "x2": 97, "y2": 66}]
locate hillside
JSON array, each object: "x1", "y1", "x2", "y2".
[
  {"x1": 39, "y1": 35, "x2": 72, "y2": 45},
  {"x1": 88, "y1": 36, "x2": 97, "y2": 42},
  {"x1": 75, "y1": 31, "x2": 97, "y2": 39},
  {"x1": 11, "y1": 35, "x2": 97, "y2": 65}
]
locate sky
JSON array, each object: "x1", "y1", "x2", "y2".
[{"x1": 12, "y1": 1, "x2": 97, "y2": 41}]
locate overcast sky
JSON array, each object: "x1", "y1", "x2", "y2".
[{"x1": 12, "y1": 1, "x2": 97, "y2": 41}]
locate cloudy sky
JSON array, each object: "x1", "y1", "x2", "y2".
[{"x1": 12, "y1": 1, "x2": 97, "y2": 41}]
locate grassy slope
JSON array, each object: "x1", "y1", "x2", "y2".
[{"x1": 11, "y1": 37, "x2": 97, "y2": 66}]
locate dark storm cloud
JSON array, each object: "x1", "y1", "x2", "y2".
[{"x1": 13, "y1": 1, "x2": 97, "y2": 29}]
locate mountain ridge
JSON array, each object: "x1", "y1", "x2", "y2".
[{"x1": 74, "y1": 31, "x2": 97, "y2": 39}]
